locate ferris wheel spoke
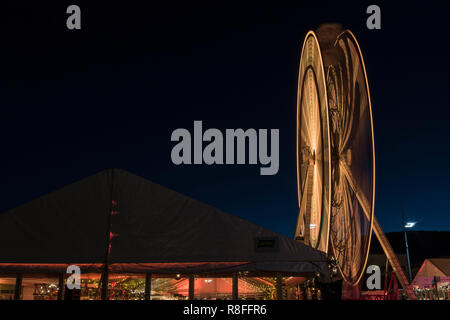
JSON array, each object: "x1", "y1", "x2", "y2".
[
  {"x1": 296, "y1": 163, "x2": 312, "y2": 238},
  {"x1": 312, "y1": 161, "x2": 323, "y2": 222},
  {"x1": 300, "y1": 106, "x2": 311, "y2": 145},
  {"x1": 348, "y1": 39, "x2": 361, "y2": 93},
  {"x1": 337, "y1": 101, "x2": 353, "y2": 152},
  {"x1": 300, "y1": 121, "x2": 312, "y2": 148},
  {"x1": 298, "y1": 164, "x2": 311, "y2": 209},
  {"x1": 340, "y1": 161, "x2": 371, "y2": 220},
  {"x1": 339, "y1": 167, "x2": 367, "y2": 282},
  {"x1": 336, "y1": 38, "x2": 359, "y2": 153}
]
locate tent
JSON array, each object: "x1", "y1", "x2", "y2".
[
  {"x1": 0, "y1": 168, "x2": 329, "y2": 278},
  {"x1": 412, "y1": 258, "x2": 450, "y2": 288},
  {"x1": 411, "y1": 258, "x2": 450, "y2": 300}
]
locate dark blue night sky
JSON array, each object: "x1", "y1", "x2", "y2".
[{"x1": 1, "y1": 2, "x2": 450, "y2": 237}]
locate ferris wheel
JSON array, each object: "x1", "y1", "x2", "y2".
[{"x1": 295, "y1": 24, "x2": 415, "y2": 298}]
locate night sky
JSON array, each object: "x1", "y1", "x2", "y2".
[{"x1": 1, "y1": 1, "x2": 450, "y2": 237}]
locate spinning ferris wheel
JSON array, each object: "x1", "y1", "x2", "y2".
[{"x1": 295, "y1": 24, "x2": 415, "y2": 298}]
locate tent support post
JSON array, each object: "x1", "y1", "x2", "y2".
[
  {"x1": 189, "y1": 275, "x2": 195, "y2": 300},
  {"x1": 232, "y1": 272, "x2": 238, "y2": 300},
  {"x1": 276, "y1": 273, "x2": 282, "y2": 300},
  {"x1": 101, "y1": 270, "x2": 108, "y2": 300},
  {"x1": 101, "y1": 169, "x2": 115, "y2": 300},
  {"x1": 58, "y1": 273, "x2": 64, "y2": 300},
  {"x1": 14, "y1": 274, "x2": 22, "y2": 300},
  {"x1": 145, "y1": 273, "x2": 151, "y2": 300}
]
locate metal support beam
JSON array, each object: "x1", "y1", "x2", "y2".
[
  {"x1": 340, "y1": 162, "x2": 416, "y2": 299},
  {"x1": 145, "y1": 273, "x2": 151, "y2": 300}
]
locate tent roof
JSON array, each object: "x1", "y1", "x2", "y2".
[
  {"x1": 412, "y1": 258, "x2": 450, "y2": 287},
  {"x1": 0, "y1": 169, "x2": 329, "y2": 276},
  {"x1": 428, "y1": 259, "x2": 450, "y2": 276}
]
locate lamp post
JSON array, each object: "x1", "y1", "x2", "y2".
[{"x1": 402, "y1": 209, "x2": 416, "y2": 283}]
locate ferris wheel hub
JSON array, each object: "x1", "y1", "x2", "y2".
[
  {"x1": 301, "y1": 146, "x2": 315, "y2": 166},
  {"x1": 339, "y1": 149, "x2": 352, "y2": 166}
]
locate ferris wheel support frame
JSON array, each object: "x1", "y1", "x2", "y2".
[{"x1": 340, "y1": 162, "x2": 416, "y2": 299}]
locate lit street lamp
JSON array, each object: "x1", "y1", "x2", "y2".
[
  {"x1": 402, "y1": 210, "x2": 416, "y2": 283},
  {"x1": 404, "y1": 222, "x2": 416, "y2": 229}
]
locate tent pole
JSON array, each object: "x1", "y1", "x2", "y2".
[
  {"x1": 189, "y1": 275, "x2": 195, "y2": 300},
  {"x1": 145, "y1": 273, "x2": 151, "y2": 300},
  {"x1": 14, "y1": 274, "x2": 22, "y2": 300},
  {"x1": 101, "y1": 270, "x2": 108, "y2": 300},
  {"x1": 102, "y1": 169, "x2": 115, "y2": 300},
  {"x1": 232, "y1": 272, "x2": 238, "y2": 300},
  {"x1": 276, "y1": 273, "x2": 282, "y2": 300},
  {"x1": 58, "y1": 273, "x2": 64, "y2": 300}
]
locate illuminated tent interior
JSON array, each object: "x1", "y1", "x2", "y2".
[
  {"x1": 411, "y1": 259, "x2": 450, "y2": 300},
  {"x1": 0, "y1": 169, "x2": 329, "y2": 300}
]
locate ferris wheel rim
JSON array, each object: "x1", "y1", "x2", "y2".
[
  {"x1": 296, "y1": 31, "x2": 332, "y2": 253},
  {"x1": 329, "y1": 29, "x2": 376, "y2": 286}
]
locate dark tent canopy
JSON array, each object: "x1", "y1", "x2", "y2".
[{"x1": 0, "y1": 169, "x2": 329, "y2": 277}]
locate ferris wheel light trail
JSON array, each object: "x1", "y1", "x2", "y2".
[{"x1": 295, "y1": 24, "x2": 416, "y2": 299}]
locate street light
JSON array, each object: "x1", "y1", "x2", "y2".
[
  {"x1": 402, "y1": 209, "x2": 416, "y2": 283},
  {"x1": 404, "y1": 221, "x2": 416, "y2": 229}
]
